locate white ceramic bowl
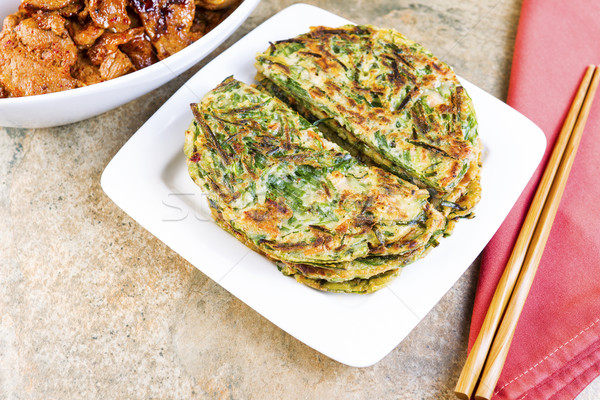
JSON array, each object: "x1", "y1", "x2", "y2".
[{"x1": 0, "y1": 0, "x2": 260, "y2": 128}]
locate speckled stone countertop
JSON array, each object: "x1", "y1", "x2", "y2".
[{"x1": 1, "y1": 1, "x2": 599, "y2": 399}]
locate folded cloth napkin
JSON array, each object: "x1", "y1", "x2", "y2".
[{"x1": 467, "y1": 0, "x2": 600, "y2": 398}]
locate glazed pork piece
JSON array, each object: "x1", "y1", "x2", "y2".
[
  {"x1": 88, "y1": 0, "x2": 131, "y2": 32},
  {"x1": 0, "y1": 0, "x2": 241, "y2": 97},
  {"x1": 0, "y1": 11, "x2": 79, "y2": 97},
  {"x1": 21, "y1": 0, "x2": 76, "y2": 11},
  {"x1": 130, "y1": 0, "x2": 200, "y2": 60},
  {"x1": 195, "y1": 0, "x2": 239, "y2": 10}
]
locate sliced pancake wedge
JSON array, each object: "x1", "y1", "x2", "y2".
[
  {"x1": 255, "y1": 25, "x2": 482, "y2": 232},
  {"x1": 184, "y1": 76, "x2": 445, "y2": 292}
]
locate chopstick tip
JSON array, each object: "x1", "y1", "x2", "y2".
[{"x1": 454, "y1": 391, "x2": 470, "y2": 400}]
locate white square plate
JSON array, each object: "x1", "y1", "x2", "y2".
[{"x1": 101, "y1": 3, "x2": 546, "y2": 367}]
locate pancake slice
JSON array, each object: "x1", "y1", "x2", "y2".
[
  {"x1": 184, "y1": 76, "x2": 445, "y2": 292},
  {"x1": 255, "y1": 25, "x2": 482, "y2": 233}
]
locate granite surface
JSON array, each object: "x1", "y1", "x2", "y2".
[{"x1": 1, "y1": 0, "x2": 599, "y2": 399}]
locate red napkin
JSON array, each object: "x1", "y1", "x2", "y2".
[{"x1": 468, "y1": 0, "x2": 600, "y2": 399}]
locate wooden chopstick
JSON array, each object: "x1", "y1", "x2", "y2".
[
  {"x1": 474, "y1": 65, "x2": 600, "y2": 399},
  {"x1": 455, "y1": 65, "x2": 600, "y2": 400}
]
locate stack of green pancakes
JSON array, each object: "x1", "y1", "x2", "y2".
[{"x1": 184, "y1": 25, "x2": 482, "y2": 294}]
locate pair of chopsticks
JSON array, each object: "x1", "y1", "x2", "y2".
[{"x1": 455, "y1": 65, "x2": 600, "y2": 400}]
